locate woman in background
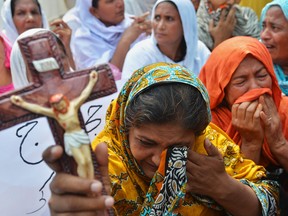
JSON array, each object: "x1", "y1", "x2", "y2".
[
  {"x1": 1, "y1": 0, "x2": 49, "y2": 44},
  {"x1": 199, "y1": 36, "x2": 288, "y2": 172},
  {"x1": 260, "y1": 0, "x2": 288, "y2": 96},
  {"x1": 122, "y1": 0, "x2": 210, "y2": 79},
  {"x1": 63, "y1": 0, "x2": 150, "y2": 72}
]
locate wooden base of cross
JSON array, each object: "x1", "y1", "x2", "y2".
[{"x1": 0, "y1": 31, "x2": 116, "y2": 215}]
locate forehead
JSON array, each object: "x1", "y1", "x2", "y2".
[
  {"x1": 209, "y1": 0, "x2": 227, "y2": 6},
  {"x1": 14, "y1": 0, "x2": 38, "y2": 6},
  {"x1": 132, "y1": 122, "x2": 195, "y2": 147},
  {"x1": 265, "y1": 6, "x2": 287, "y2": 22},
  {"x1": 155, "y1": 1, "x2": 179, "y2": 14},
  {"x1": 232, "y1": 55, "x2": 265, "y2": 76}
]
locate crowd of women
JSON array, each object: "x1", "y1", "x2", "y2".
[{"x1": 1, "y1": 0, "x2": 288, "y2": 215}]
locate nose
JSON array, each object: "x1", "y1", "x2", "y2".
[
  {"x1": 151, "y1": 148, "x2": 162, "y2": 167},
  {"x1": 116, "y1": 0, "x2": 124, "y2": 8},
  {"x1": 249, "y1": 79, "x2": 261, "y2": 90},
  {"x1": 260, "y1": 26, "x2": 271, "y2": 41},
  {"x1": 158, "y1": 19, "x2": 165, "y2": 30},
  {"x1": 26, "y1": 13, "x2": 35, "y2": 22}
]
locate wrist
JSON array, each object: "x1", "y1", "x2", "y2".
[
  {"x1": 270, "y1": 139, "x2": 288, "y2": 155},
  {"x1": 210, "y1": 175, "x2": 235, "y2": 201}
]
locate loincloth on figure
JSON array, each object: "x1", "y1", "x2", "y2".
[{"x1": 64, "y1": 129, "x2": 90, "y2": 156}]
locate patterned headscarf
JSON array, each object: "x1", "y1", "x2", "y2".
[{"x1": 93, "y1": 62, "x2": 277, "y2": 215}]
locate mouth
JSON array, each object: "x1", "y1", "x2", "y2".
[
  {"x1": 116, "y1": 10, "x2": 124, "y2": 16},
  {"x1": 263, "y1": 43, "x2": 275, "y2": 51},
  {"x1": 155, "y1": 33, "x2": 166, "y2": 38},
  {"x1": 146, "y1": 162, "x2": 158, "y2": 171},
  {"x1": 25, "y1": 25, "x2": 39, "y2": 31}
]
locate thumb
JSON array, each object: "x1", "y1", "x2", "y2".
[
  {"x1": 94, "y1": 142, "x2": 111, "y2": 196},
  {"x1": 204, "y1": 139, "x2": 222, "y2": 158}
]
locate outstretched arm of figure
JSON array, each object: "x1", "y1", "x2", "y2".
[
  {"x1": 43, "y1": 143, "x2": 114, "y2": 215},
  {"x1": 186, "y1": 139, "x2": 262, "y2": 216},
  {"x1": 73, "y1": 70, "x2": 98, "y2": 108},
  {"x1": 260, "y1": 95, "x2": 288, "y2": 171},
  {"x1": 10, "y1": 95, "x2": 54, "y2": 117}
]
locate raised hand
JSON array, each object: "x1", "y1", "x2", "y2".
[
  {"x1": 209, "y1": 6, "x2": 236, "y2": 49},
  {"x1": 43, "y1": 143, "x2": 114, "y2": 215},
  {"x1": 259, "y1": 94, "x2": 288, "y2": 170},
  {"x1": 50, "y1": 19, "x2": 72, "y2": 49},
  {"x1": 186, "y1": 139, "x2": 229, "y2": 198},
  {"x1": 231, "y1": 100, "x2": 264, "y2": 163}
]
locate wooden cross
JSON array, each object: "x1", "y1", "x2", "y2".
[{"x1": 0, "y1": 31, "x2": 116, "y2": 208}]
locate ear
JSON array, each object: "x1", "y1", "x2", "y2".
[{"x1": 89, "y1": 7, "x2": 100, "y2": 19}]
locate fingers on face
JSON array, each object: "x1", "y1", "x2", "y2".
[{"x1": 232, "y1": 101, "x2": 261, "y2": 123}]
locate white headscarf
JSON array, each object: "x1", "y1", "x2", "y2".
[
  {"x1": 63, "y1": 0, "x2": 144, "y2": 70},
  {"x1": 62, "y1": 0, "x2": 83, "y2": 35},
  {"x1": 10, "y1": 28, "x2": 58, "y2": 89},
  {"x1": 1, "y1": 0, "x2": 49, "y2": 44},
  {"x1": 124, "y1": 0, "x2": 156, "y2": 17},
  {"x1": 122, "y1": 0, "x2": 210, "y2": 78}
]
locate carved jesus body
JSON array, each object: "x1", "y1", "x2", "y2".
[{"x1": 11, "y1": 71, "x2": 98, "y2": 179}]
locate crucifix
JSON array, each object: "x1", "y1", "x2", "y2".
[{"x1": 0, "y1": 30, "x2": 116, "y2": 215}]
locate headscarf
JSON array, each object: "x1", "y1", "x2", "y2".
[
  {"x1": 92, "y1": 62, "x2": 277, "y2": 215},
  {"x1": 260, "y1": 0, "x2": 288, "y2": 95},
  {"x1": 1, "y1": 0, "x2": 49, "y2": 44},
  {"x1": 199, "y1": 36, "x2": 288, "y2": 166},
  {"x1": 197, "y1": 0, "x2": 260, "y2": 50},
  {"x1": 63, "y1": 0, "x2": 145, "y2": 70},
  {"x1": 124, "y1": 0, "x2": 156, "y2": 17},
  {"x1": 10, "y1": 28, "x2": 63, "y2": 89},
  {"x1": 122, "y1": 0, "x2": 210, "y2": 78}
]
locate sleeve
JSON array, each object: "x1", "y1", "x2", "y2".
[
  {"x1": 240, "y1": 179, "x2": 279, "y2": 216},
  {"x1": 122, "y1": 42, "x2": 153, "y2": 80},
  {"x1": 192, "y1": 123, "x2": 280, "y2": 214}
]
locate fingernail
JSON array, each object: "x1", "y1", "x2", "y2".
[
  {"x1": 51, "y1": 145, "x2": 61, "y2": 154},
  {"x1": 91, "y1": 181, "x2": 102, "y2": 193},
  {"x1": 205, "y1": 139, "x2": 211, "y2": 147},
  {"x1": 105, "y1": 197, "x2": 114, "y2": 208}
]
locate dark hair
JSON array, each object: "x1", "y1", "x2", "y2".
[
  {"x1": 11, "y1": 0, "x2": 42, "y2": 17},
  {"x1": 92, "y1": 0, "x2": 99, "y2": 8},
  {"x1": 125, "y1": 83, "x2": 209, "y2": 136}
]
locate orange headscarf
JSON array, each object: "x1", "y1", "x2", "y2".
[{"x1": 199, "y1": 36, "x2": 288, "y2": 166}]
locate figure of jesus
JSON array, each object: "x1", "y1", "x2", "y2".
[{"x1": 11, "y1": 71, "x2": 98, "y2": 179}]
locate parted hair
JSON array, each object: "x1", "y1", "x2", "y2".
[
  {"x1": 11, "y1": 0, "x2": 42, "y2": 16},
  {"x1": 125, "y1": 83, "x2": 209, "y2": 136}
]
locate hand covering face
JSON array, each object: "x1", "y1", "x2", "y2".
[{"x1": 93, "y1": 62, "x2": 279, "y2": 215}]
